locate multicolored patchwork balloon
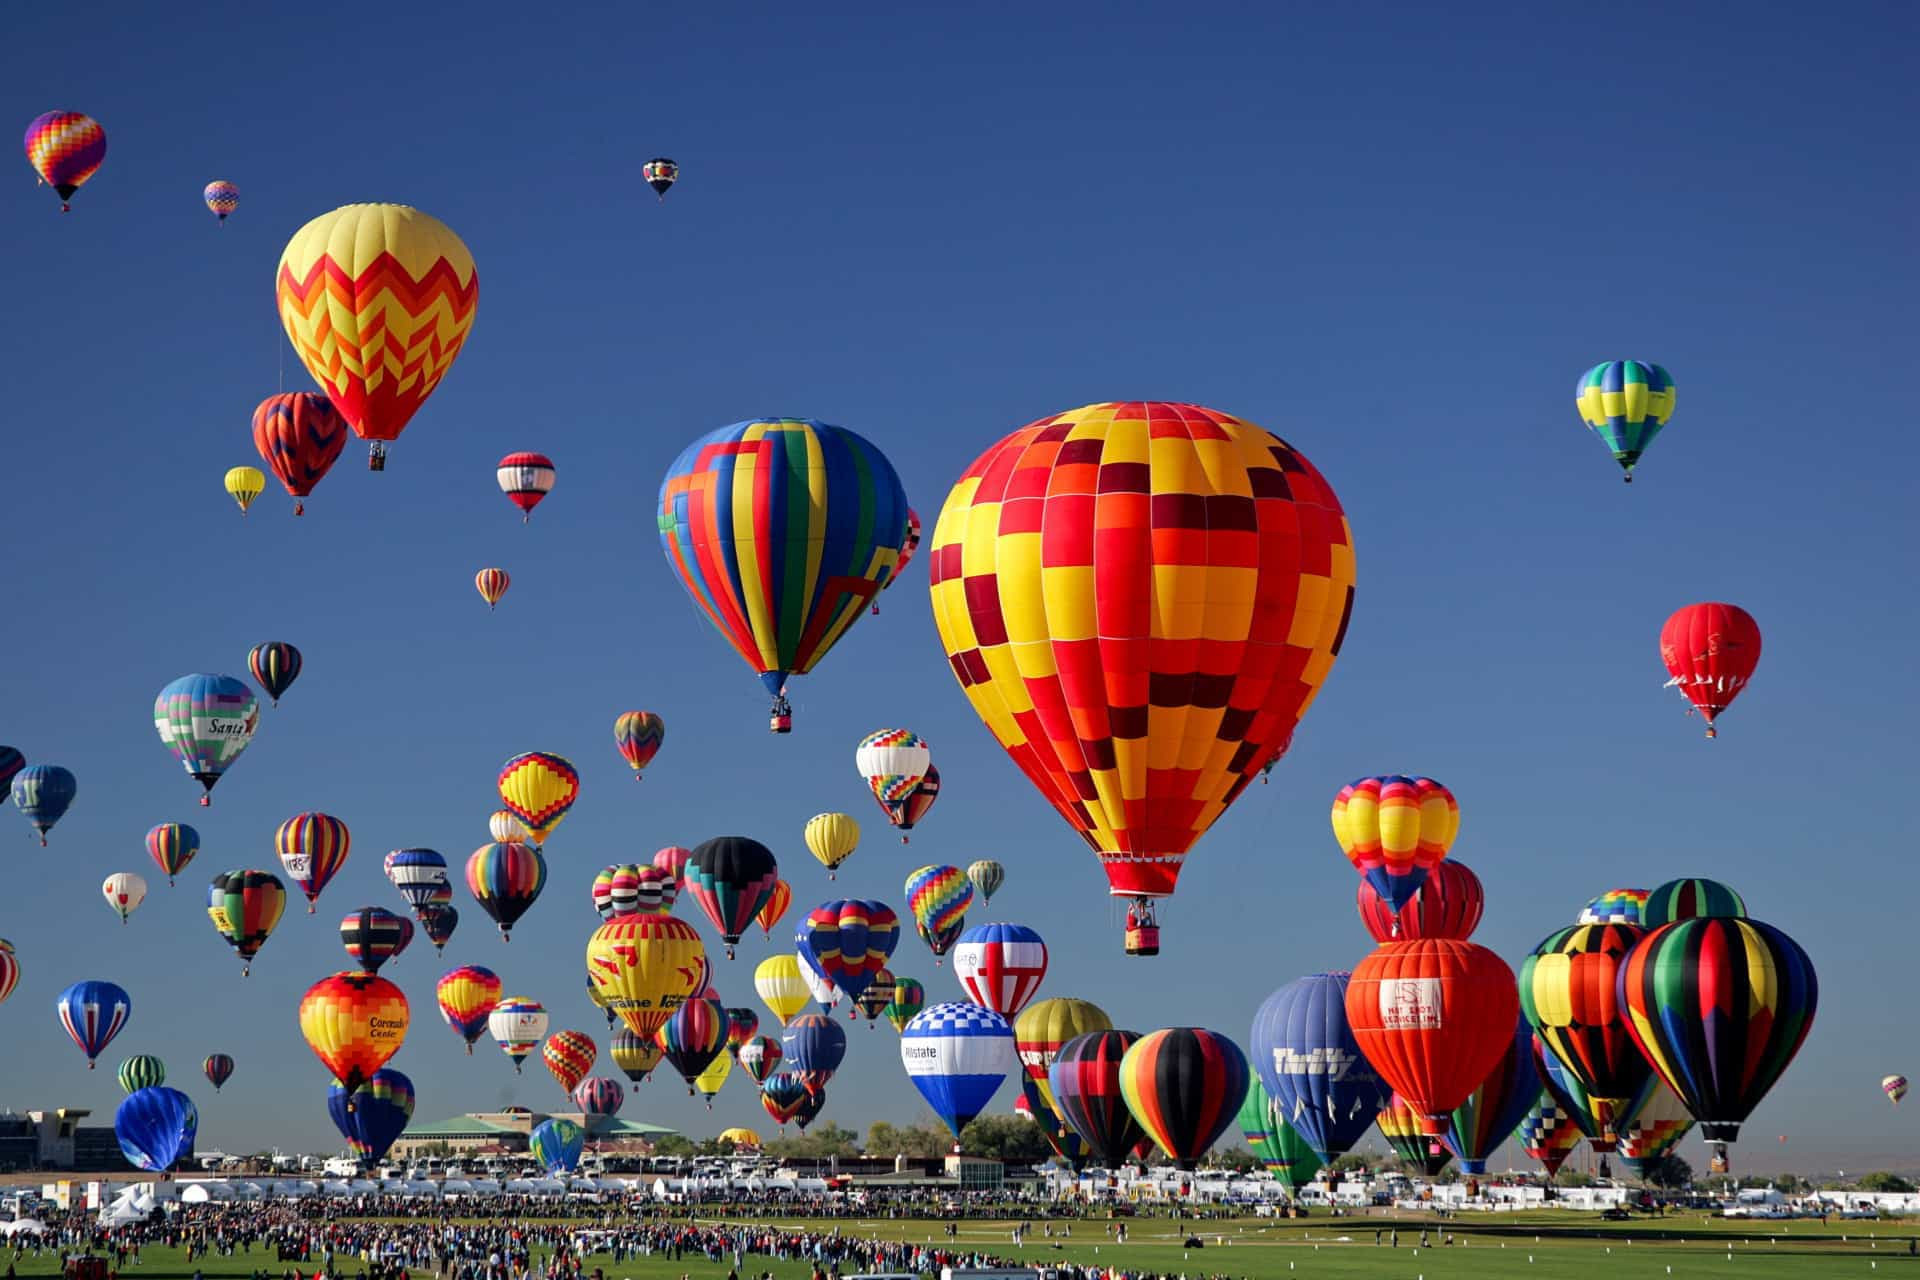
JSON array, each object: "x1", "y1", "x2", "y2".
[
  {"x1": 203, "y1": 180, "x2": 239, "y2": 223},
  {"x1": 1519, "y1": 922, "x2": 1651, "y2": 1138},
  {"x1": 299, "y1": 971, "x2": 408, "y2": 1096},
  {"x1": 904, "y1": 865, "x2": 972, "y2": 964},
  {"x1": 1576, "y1": 360, "x2": 1674, "y2": 482},
  {"x1": 856, "y1": 730, "x2": 932, "y2": 838},
  {"x1": 153, "y1": 674, "x2": 258, "y2": 805},
  {"x1": 206, "y1": 870, "x2": 288, "y2": 975},
  {"x1": 497, "y1": 751, "x2": 579, "y2": 845},
  {"x1": 24, "y1": 111, "x2": 106, "y2": 210},
  {"x1": 1578, "y1": 888, "x2": 1649, "y2": 926},
  {"x1": 542, "y1": 1029, "x2": 598, "y2": 1096}
]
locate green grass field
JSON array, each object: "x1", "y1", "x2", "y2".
[{"x1": 8, "y1": 1214, "x2": 1913, "y2": 1280}]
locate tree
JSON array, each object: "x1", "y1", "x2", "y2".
[
  {"x1": 649, "y1": 1134, "x2": 696, "y2": 1156},
  {"x1": 1557, "y1": 1171, "x2": 1596, "y2": 1187},
  {"x1": 1207, "y1": 1146, "x2": 1259, "y2": 1173},
  {"x1": 763, "y1": 1122, "x2": 861, "y2": 1160},
  {"x1": 1643, "y1": 1154, "x2": 1692, "y2": 1189},
  {"x1": 1859, "y1": 1172, "x2": 1914, "y2": 1193},
  {"x1": 959, "y1": 1115, "x2": 1052, "y2": 1162},
  {"x1": 867, "y1": 1122, "x2": 949, "y2": 1159}
]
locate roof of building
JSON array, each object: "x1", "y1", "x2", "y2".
[{"x1": 400, "y1": 1114, "x2": 678, "y2": 1139}]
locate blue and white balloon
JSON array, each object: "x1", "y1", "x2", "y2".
[{"x1": 900, "y1": 1001, "x2": 1016, "y2": 1140}]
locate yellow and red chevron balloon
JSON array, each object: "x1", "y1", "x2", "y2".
[
  {"x1": 24, "y1": 111, "x2": 106, "y2": 210},
  {"x1": 275, "y1": 204, "x2": 478, "y2": 466},
  {"x1": 497, "y1": 751, "x2": 579, "y2": 845},
  {"x1": 928, "y1": 402, "x2": 1356, "y2": 924}
]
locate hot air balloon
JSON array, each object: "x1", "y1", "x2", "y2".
[
  {"x1": 420, "y1": 903, "x2": 458, "y2": 951},
  {"x1": 299, "y1": 972, "x2": 408, "y2": 1097},
  {"x1": 611, "y1": 711, "x2": 665, "y2": 781},
  {"x1": 658, "y1": 997, "x2": 728, "y2": 1095},
  {"x1": 0, "y1": 748, "x2": 21, "y2": 796},
  {"x1": 1117, "y1": 1028, "x2": 1249, "y2": 1171},
  {"x1": 387, "y1": 849, "x2": 449, "y2": 916},
  {"x1": 466, "y1": 842, "x2": 547, "y2": 939},
  {"x1": 658, "y1": 418, "x2": 908, "y2": 731},
  {"x1": 754, "y1": 955, "x2": 810, "y2": 1027},
  {"x1": 1885, "y1": 1075, "x2": 1909, "y2": 1106},
  {"x1": 642, "y1": 158, "x2": 677, "y2": 199},
  {"x1": 586, "y1": 915, "x2": 706, "y2": 1040},
  {"x1": 497, "y1": 752, "x2": 578, "y2": 846},
  {"x1": 1578, "y1": 888, "x2": 1650, "y2": 927},
  {"x1": 652, "y1": 844, "x2": 691, "y2": 881},
  {"x1": 225, "y1": 466, "x2": 266, "y2": 515},
  {"x1": 761, "y1": 1070, "x2": 810, "y2": 1129},
  {"x1": 277, "y1": 812, "x2": 350, "y2": 913},
  {"x1": 1620, "y1": 915, "x2": 1817, "y2": 1171},
  {"x1": 1014, "y1": 997, "x2": 1113, "y2": 1125},
  {"x1": 203, "y1": 1054, "x2": 234, "y2": 1091},
  {"x1": 952, "y1": 922, "x2": 1048, "y2": 1017},
  {"x1": 1519, "y1": 922, "x2": 1652, "y2": 1139},
  {"x1": 338, "y1": 907, "x2": 411, "y2": 973},
  {"x1": 1615, "y1": 1076, "x2": 1695, "y2": 1178},
  {"x1": 497, "y1": 452, "x2": 555, "y2": 522},
  {"x1": 1641, "y1": 877, "x2": 1747, "y2": 928},
  {"x1": 530, "y1": 1118, "x2": 584, "y2": 1174},
  {"x1": 738, "y1": 1034, "x2": 783, "y2": 1086},
  {"x1": 899, "y1": 764, "x2": 941, "y2": 832},
  {"x1": 611, "y1": 1026, "x2": 665, "y2": 1083},
  {"x1": 434, "y1": 964, "x2": 500, "y2": 1053},
  {"x1": 685, "y1": 1044, "x2": 732, "y2": 1110},
  {"x1": 1660, "y1": 603, "x2": 1761, "y2": 738},
  {"x1": 719, "y1": 1126, "x2": 759, "y2": 1149},
  {"x1": 144, "y1": 822, "x2": 199, "y2": 885},
  {"x1": 1518, "y1": 1096, "x2": 1584, "y2": 1177},
  {"x1": 542, "y1": 1029, "x2": 597, "y2": 1095},
  {"x1": 250, "y1": 393, "x2": 347, "y2": 515},
  {"x1": 1237, "y1": 1078, "x2": 1324, "y2": 1192},
  {"x1": 13, "y1": 764, "x2": 76, "y2": 844},
  {"x1": 24, "y1": 111, "x2": 106, "y2": 211},
  {"x1": 1532, "y1": 1032, "x2": 1612, "y2": 1153},
  {"x1": 0, "y1": 939, "x2": 15, "y2": 1008},
  {"x1": 797, "y1": 948, "x2": 843, "y2": 1012},
  {"x1": 803, "y1": 814, "x2": 860, "y2": 878},
  {"x1": 203, "y1": 180, "x2": 238, "y2": 223},
  {"x1": 1356, "y1": 859, "x2": 1483, "y2": 944},
  {"x1": 207, "y1": 870, "x2": 288, "y2": 975},
  {"x1": 58, "y1": 980, "x2": 129, "y2": 1068},
  {"x1": 856, "y1": 730, "x2": 932, "y2": 840},
  {"x1": 102, "y1": 873, "x2": 147, "y2": 924},
  {"x1": 116, "y1": 1055, "x2": 165, "y2": 1094},
  {"x1": 1376, "y1": 1094, "x2": 1451, "y2": 1177},
  {"x1": 1045, "y1": 1029, "x2": 1145, "y2": 1167},
  {"x1": 476, "y1": 569, "x2": 510, "y2": 611},
  {"x1": 683, "y1": 836, "x2": 779, "y2": 958},
  {"x1": 853, "y1": 970, "x2": 895, "y2": 1026},
  {"x1": 1248, "y1": 972, "x2": 1391, "y2": 1161},
  {"x1": 1576, "y1": 360, "x2": 1674, "y2": 482},
  {"x1": 115, "y1": 1087, "x2": 197, "y2": 1172},
  {"x1": 928, "y1": 403, "x2": 1354, "y2": 951},
  {"x1": 795, "y1": 899, "x2": 900, "y2": 1005},
  {"x1": 1013, "y1": 1072, "x2": 1085, "y2": 1168},
  {"x1": 1332, "y1": 777, "x2": 1458, "y2": 918},
  {"x1": 573, "y1": 1075, "x2": 624, "y2": 1122},
  {"x1": 875, "y1": 508, "x2": 922, "y2": 614},
  {"x1": 1346, "y1": 940, "x2": 1519, "y2": 1135},
  {"x1": 885, "y1": 977, "x2": 926, "y2": 1033},
  {"x1": 781, "y1": 1012, "x2": 847, "y2": 1097},
  {"x1": 904, "y1": 865, "x2": 971, "y2": 965},
  {"x1": 489, "y1": 998, "x2": 547, "y2": 1072},
  {"x1": 966, "y1": 860, "x2": 1005, "y2": 906},
  {"x1": 726, "y1": 1007, "x2": 761, "y2": 1056},
  {"x1": 488, "y1": 810, "x2": 529, "y2": 844},
  {"x1": 1439, "y1": 1018, "x2": 1541, "y2": 1175},
  {"x1": 742, "y1": 880, "x2": 789, "y2": 942},
  {"x1": 327, "y1": 1068, "x2": 414, "y2": 1165},
  {"x1": 246, "y1": 642, "x2": 304, "y2": 708},
  {"x1": 902, "y1": 1002, "x2": 1015, "y2": 1144},
  {"x1": 276, "y1": 203, "x2": 478, "y2": 470},
  {"x1": 154, "y1": 675, "x2": 258, "y2": 805}
]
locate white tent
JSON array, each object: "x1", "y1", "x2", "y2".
[
  {"x1": 180, "y1": 1183, "x2": 234, "y2": 1203},
  {"x1": 0, "y1": 1219, "x2": 47, "y2": 1237}
]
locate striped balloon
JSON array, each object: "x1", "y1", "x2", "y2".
[
  {"x1": 116, "y1": 1055, "x2": 166, "y2": 1095},
  {"x1": 684, "y1": 836, "x2": 779, "y2": 956},
  {"x1": 965, "y1": 860, "x2": 1005, "y2": 905},
  {"x1": 658, "y1": 997, "x2": 728, "y2": 1093},
  {"x1": 497, "y1": 451, "x2": 556, "y2": 521},
  {"x1": 1439, "y1": 1018, "x2": 1540, "y2": 1174},
  {"x1": 338, "y1": 906, "x2": 411, "y2": 973},
  {"x1": 144, "y1": 823, "x2": 199, "y2": 886},
  {"x1": 207, "y1": 870, "x2": 288, "y2": 975},
  {"x1": 419, "y1": 903, "x2": 458, "y2": 951},
  {"x1": 466, "y1": 842, "x2": 547, "y2": 939},
  {"x1": 202, "y1": 1053, "x2": 235, "y2": 1091},
  {"x1": 13, "y1": 764, "x2": 77, "y2": 845},
  {"x1": 1619, "y1": 916, "x2": 1816, "y2": 1152},
  {"x1": 1356, "y1": 859, "x2": 1483, "y2": 944},
  {"x1": 795, "y1": 899, "x2": 899, "y2": 1004},
  {"x1": 1533, "y1": 1032, "x2": 1612, "y2": 1152},
  {"x1": 247, "y1": 642, "x2": 304, "y2": 705},
  {"x1": 611, "y1": 1026, "x2": 666, "y2": 1084},
  {"x1": 1331, "y1": 776, "x2": 1459, "y2": 915},
  {"x1": 1237, "y1": 1078, "x2": 1323, "y2": 1191},
  {"x1": 726, "y1": 1007, "x2": 760, "y2": 1055},
  {"x1": 1576, "y1": 360, "x2": 1675, "y2": 481},
  {"x1": 657, "y1": 419, "x2": 908, "y2": 729},
  {"x1": 737, "y1": 1034, "x2": 783, "y2": 1086},
  {"x1": 756, "y1": 878, "x2": 793, "y2": 938},
  {"x1": 475, "y1": 568, "x2": 510, "y2": 610},
  {"x1": 1117, "y1": 1027, "x2": 1249, "y2": 1171},
  {"x1": 885, "y1": 977, "x2": 925, "y2": 1032},
  {"x1": 1376, "y1": 1094, "x2": 1451, "y2": 1177},
  {"x1": 761, "y1": 1070, "x2": 810, "y2": 1128},
  {"x1": 0, "y1": 941, "x2": 15, "y2": 1009},
  {"x1": 803, "y1": 813, "x2": 861, "y2": 877},
  {"x1": 952, "y1": 922, "x2": 1048, "y2": 1016},
  {"x1": 0, "y1": 747, "x2": 21, "y2": 795},
  {"x1": 58, "y1": 980, "x2": 130, "y2": 1068},
  {"x1": 1641, "y1": 878, "x2": 1747, "y2": 929},
  {"x1": 1047, "y1": 1029, "x2": 1145, "y2": 1167},
  {"x1": 781, "y1": 1012, "x2": 847, "y2": 1096},
  {"x1": 572, "y1": 1075, "x2": 624, "y2": 1118},
  {"x1": 1520, "y1": 922, "x2": 1651, "y2": 1135},
  {"x1": 276, "y1": 812, "x2": 351, "y2": 912},
  {"x1": 436, "y1": 964, "x2": 501, "y2": 1052}
]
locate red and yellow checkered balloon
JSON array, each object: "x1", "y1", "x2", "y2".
[{"x1": 928, "y1": 402, "x2": 1355, "y2": 906}]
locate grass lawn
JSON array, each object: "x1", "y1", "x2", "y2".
[{"x1": 7, "y1": 1213, "x2": 1913, "y2": 1280}]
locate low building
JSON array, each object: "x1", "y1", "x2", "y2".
[{"x1": 392, "y1": 1110, "x2": 675, "y2": 1159}]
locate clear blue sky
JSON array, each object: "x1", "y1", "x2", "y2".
[{"x1": 3, "y1": 2, "x2": 1915, "y2": 1176}]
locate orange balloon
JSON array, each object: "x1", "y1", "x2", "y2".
[
  {"x1": 299, "y1": 971, "x2": 409, "y2": 1095},
  {"x1": 1345, "y1": 939, "x2": 1517, "y2": 1135},
  {"x1": 757, "y1": 878, "x2": 793, "y2": 938}
]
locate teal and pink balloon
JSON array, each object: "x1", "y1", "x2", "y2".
[
  {"x1": 614, "y1": 711, "x2": 665, "y2": 779},
  {"x1": 153, "y1": 674, "x2": 259, "y2": 805},
  {"x1": 1439, "y1": 1018, "x2": 1541, "y2": 1175},
  {"x1": 12, "y1": 764, "x2": 76, "y2": 845},
  {"x1": 1576, "y1": 360, "x2": 1675, "y2": 482},
  {"x1": 203, "y1": 180, "x2": 238, "y2": 223},
  {"x1": 529, "y1": 1117, "x2": 584, "y2": 1174},
  {"x1": 115, "y1": 1087, "x2": 197, "y2": 1172},
  {"x1": 247, "y1": 642, "x2": 303, "y2": 706},
  {"x1": 466, "y1": 842, "x2": 547, "y2": 940},
  {"x1": 58, "y1": 979, "x2": 130, "y2": 1068},
  {"x1": 24, "y1": 111, "x2": 106, "y2": 211},
  {"x1": 683, "y1": 836, "x2": 779, "y2": 958},
  {"x1": 145, "y1": 823, "x2": 199, "y2": 885},
  {"x1": 656, "y1": 419, "x2": 908, "y2": 730}
]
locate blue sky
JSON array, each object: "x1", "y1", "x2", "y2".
[{"x1": 2, "y1": 2, "x2": 1915, "y2": 1174}]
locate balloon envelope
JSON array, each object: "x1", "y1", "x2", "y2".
[
  {"x1": 901, "y1": 1002, "x2": 1015, "y2": 1140},
  {"x1": 1116, "y1": 1028, "x2": 1249, "y2": 1171},
  {"x1": 115, "y1": 1087, "x2": 197, "y2": 1172},
  {"x1": 1248, "y1": 973, "x2": 1391, "y2": 1161}
]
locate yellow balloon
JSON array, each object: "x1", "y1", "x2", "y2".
[
  {"x1": 754, "y1": 954, "x2": 810, "y2": 1026},
  {"x1": 718, "y1": 1126, "x2": 760, "y2": 1148},
  {"x1": 803, "y1": 813, "x2": 861, "y2": 877},
  {"x1": 1013, "y1": 996, "x2": 1113, "y2": 1118},
  {"x1": 586, "y1": 916, "x2": 704, "y2": 1041},
  {"x1": 225, "y1": 466, "x2": 266, "y2": 515},
  {"x1": 694, "y1": 1049, "x2": 733, "y2": 1104}
]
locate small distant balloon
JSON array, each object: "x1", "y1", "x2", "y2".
[
  {"x1": 247, "y1": 642, "x2": 303, "y2": 706},
  {"x1": 614, "y1": 712, "x2": 665, "y2": 779},
  {"x1": 203, "y1": 180, "x2": 238, "y2": 223},
  {"x1": 147, "y1": 822, "x2": 203, "y2": 887},
  {"x1": 497, "y1": 452, "x2": 555, "y2": 522},
  {"x1": 643, "y1": 157, "x2": 678, "y2": 200},
  {"x1": 13, "y1": 764, "x2": 77, "y2": 845},
  {"x1": 225, "y1": 466, "x2": 266, "y2": 515},
  {"x1": 476, "y1": 568, "x2": 510, "y2": 611}
]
